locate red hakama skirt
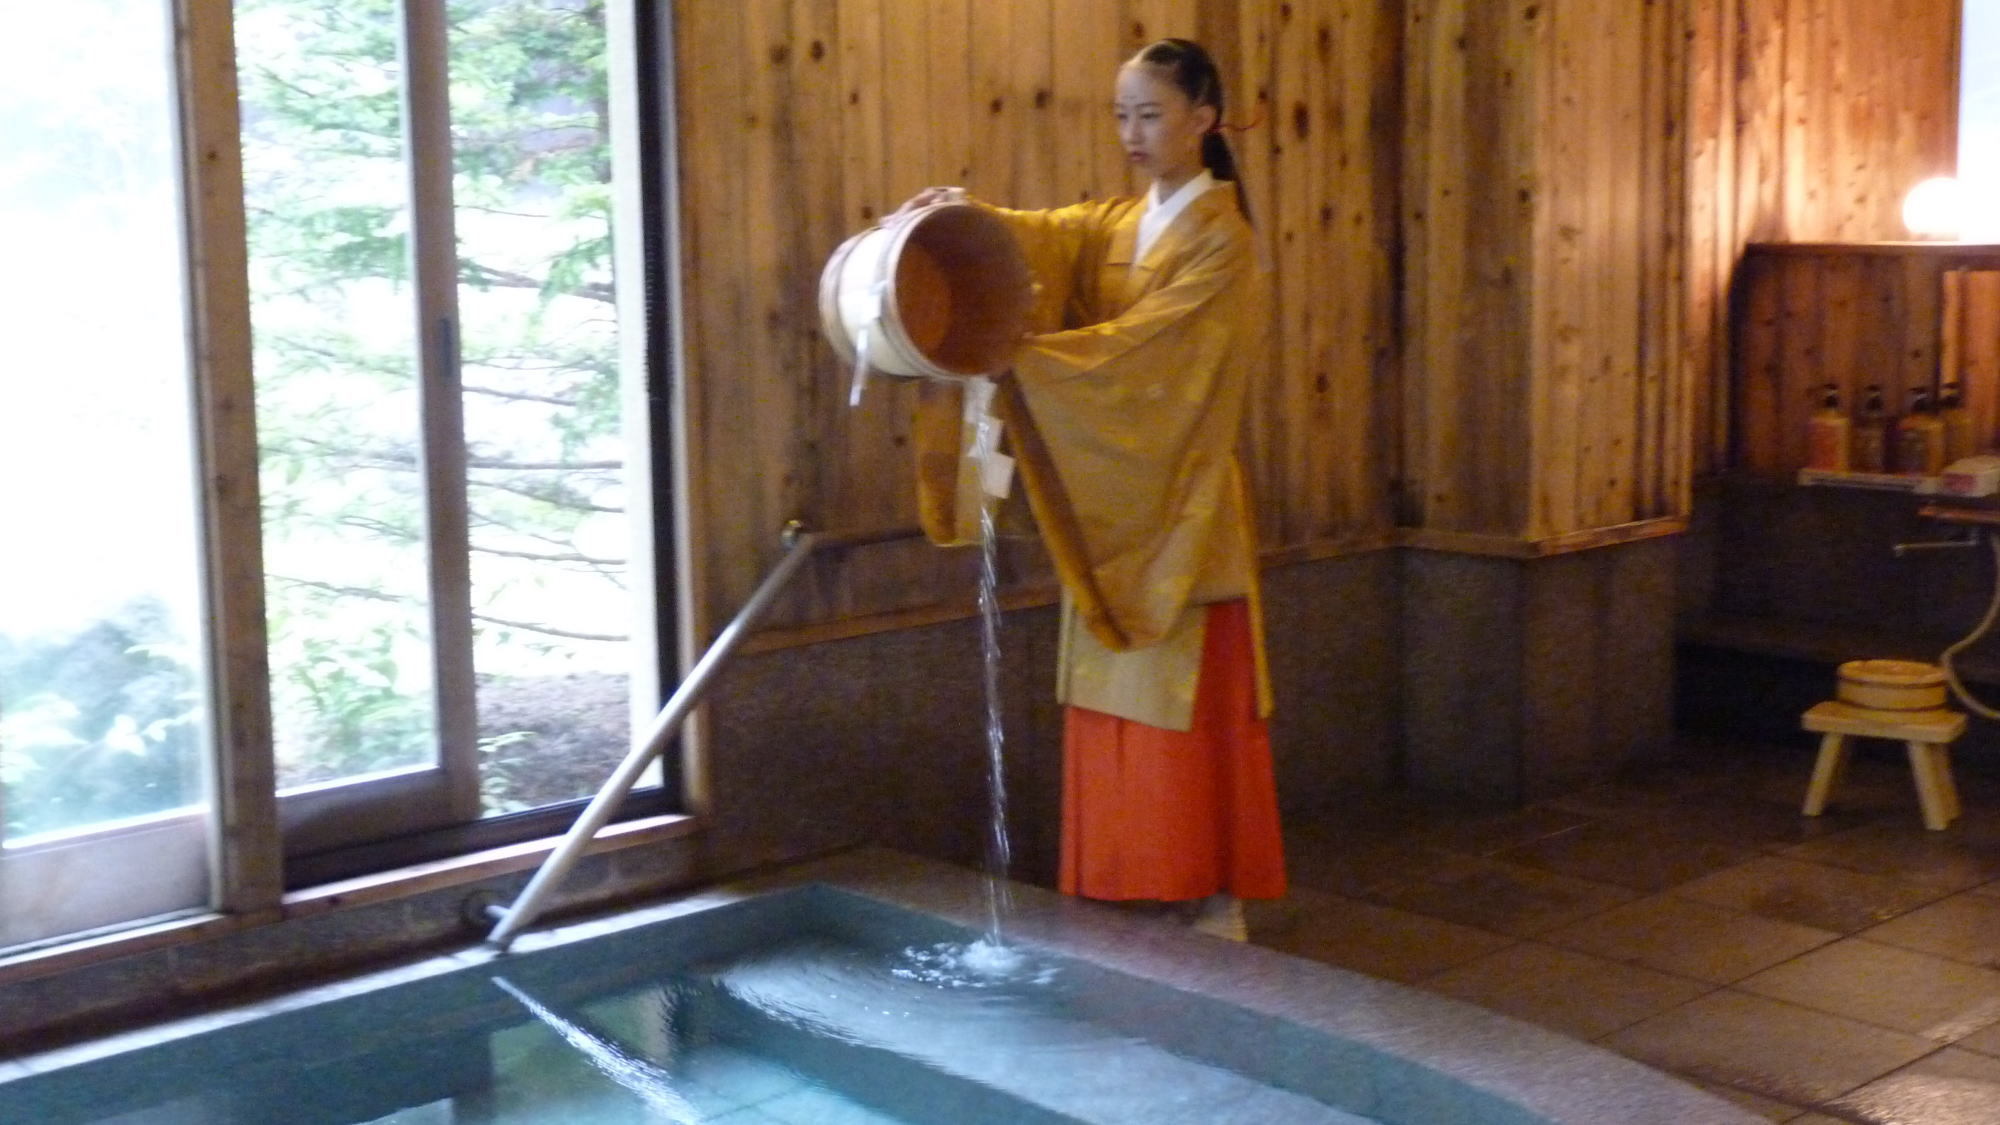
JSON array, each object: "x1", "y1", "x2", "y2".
[{"x1": 1057, "y1": 599, "x2": 1288, "y2": 902}]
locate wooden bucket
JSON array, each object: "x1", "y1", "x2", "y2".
[
  {"x1": 1837, "y1": 659, "x2": 1948, "y2": 711},
  {"x1": 818, "y1": 202, "x2": 1033, "y2": 381}
]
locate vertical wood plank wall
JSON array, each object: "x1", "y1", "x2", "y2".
[
  {"x1": 1401, "y1": 0, "x2": 1691, "y2": 540},
  {"x1": 673, "y1": 0, "x2": 1401, "y2": 635},
  {"x1": 673, "y1": 0, "x2": 1967, "y2": 639},
  {"x1": 1681, "y1": 0, "x2": 1962, "y2": 476},
  {"x1": 1400, "y1": 0, "x2": 1539, "y2": 537}
]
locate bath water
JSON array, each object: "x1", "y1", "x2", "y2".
[
  {"x1": 7, "y1": 887, "x2": 1390, "y2": 1124},
  {"x1": 490, "y1": 975, "x2": 706, "y2": 1122}
]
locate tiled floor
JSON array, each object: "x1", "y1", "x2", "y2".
[{"x1": 1248, "y1": 735, "x2": 2000, "y2": 1124}]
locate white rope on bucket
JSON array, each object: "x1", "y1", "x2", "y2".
[
  {"x1": 848, "y1": 325, "x2": 872, "y2": 407},
  {"x1": 848, "y1": 278, "x2": 891, "y2": 408}
]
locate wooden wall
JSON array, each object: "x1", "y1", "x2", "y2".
[
  {"x1": 1400, "y1": 0, "x2": 1689, "y2": 542},
  {"x1": 673, "y1": 0, "x2": 1402, "y2": 639},
  {"x1": 1218, "y1": 2, "x2": 1406, "y2": 550},
  {"x1": 1682, "y1": 0, "x2": 1962, "y2": 477},
  {"x1": 672, "y1": 0, "x2": 1969, "y2": 642},
  {"x1": 1733, "y1": 245, "x2": 2000, "y2": 477}
]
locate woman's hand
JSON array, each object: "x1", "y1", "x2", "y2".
[{"x1": 886, "y1": 186, "x2": 967, "y2": 223}]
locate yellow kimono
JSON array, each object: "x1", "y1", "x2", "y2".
[{"x1": 914, "y1": 182, "x2": 1271, "y2": 732}]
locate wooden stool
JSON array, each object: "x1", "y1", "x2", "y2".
[{"x1": 1801, "y1": 700, "x2": 1966, "y2": 830}]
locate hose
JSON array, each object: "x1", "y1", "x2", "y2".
[{"x1": 1941, "y1": 529, "x2": 2000, "y2": 720}]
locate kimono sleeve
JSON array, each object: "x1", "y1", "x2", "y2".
[
  {"x1": 1001, "y1": 227, "x2": 1260, "y2": 651},
  {"x1": 910, "y1": 197, "x2": 1124, "y2": 547}
]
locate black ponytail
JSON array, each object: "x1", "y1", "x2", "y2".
[{"x1": 1133, "y1": 38, "x2": 1252, "y2": 225}]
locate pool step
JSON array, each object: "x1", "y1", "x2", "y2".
[{"x1": 693, "y1": 939, "x2": 1376, "y2": 1125}]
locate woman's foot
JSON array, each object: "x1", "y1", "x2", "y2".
[{"x1": 1188, "y1": 894, "x2": 1248, "y2": 942}]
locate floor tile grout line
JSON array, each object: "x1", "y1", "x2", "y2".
[
  {"x1": 1276, "y1": 740, "x2": 2000, "y2": 1121},
  {"x1": 1568, "y1": 979, "x2": 1731, "y2": 1044},
  {"x1": 1649, "y1": 882, "x2": 1944, "y2": 942},
  {"x1": 1668, "y1": 1072, "x2": 1816, "y2": 1121},
  {"x1": 1809, "y1": 1040, "x2": 1971, "y2": 1124},
  {"x1": 1594, "y1": 982, "x2": 1917, "y2": 1123},
  {"x1": 1725, "y1": 957, "x2": 2000, "y2": 1051},
  {"x1": 1405, "y1": 937, "x2": 1531, "y2": 988}
]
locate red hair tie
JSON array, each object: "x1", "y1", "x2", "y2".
[{"x1": 1217, "y1": 108, "x2": 1264, "y2": 134}]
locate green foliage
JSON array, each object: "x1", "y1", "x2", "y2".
[
  {"x1": 478, "y1": 729, "x2": 541, "y2": 815},
  {"x1": 0, "y1": 601, "x2": 203, "y2": 839},
  {"x1": 271, "y1": 618, "x2": 435, "y2": 785}
]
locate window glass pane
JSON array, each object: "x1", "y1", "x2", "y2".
[
  {"x1": 238, "y1": 0, "x2": 441, "y2": 790},
  {"x1": 449, "y1": 0, "x2": 633, "y2": 816},
  {"x1": 0, "y1": 0, "x2": 212, "y2": 944},
  {"x1": 1964, "y1": 0, "x2": 2000, "y2": 239}
]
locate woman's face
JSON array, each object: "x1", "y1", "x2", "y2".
[{"x1": 1114, "y1": 64, "x2": 1215, "y2": 191}]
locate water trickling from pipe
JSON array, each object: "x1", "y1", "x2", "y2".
[{"x1": 490, "y1": 976, "x2": 704, "y2": 1122}]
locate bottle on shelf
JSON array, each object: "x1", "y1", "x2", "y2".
[
  {"x1": 1895, "y1": 386, "x2": 1946, "y2": 476},
  {"x1": 1851, "y1": 384, "x2": 1889, "y2": 473},
  {"x1": 1805, "y1": 383, "x2": 1851, "y2": 471},
  {"x1": 1939, "y1": 380, "x2": 1974, "y2": 465}
]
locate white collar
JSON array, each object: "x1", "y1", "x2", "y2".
[{"x1": 1135, "y1": 170, "x2": 1220, "y2": 263}]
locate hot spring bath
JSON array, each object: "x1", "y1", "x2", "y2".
[{"x1": 1, "y1": 850, "x2": 1760, "y2": 1123}]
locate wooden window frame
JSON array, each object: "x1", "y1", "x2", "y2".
[{"x1": 0, "y1": 0, "x2": 679, "y2": 953}]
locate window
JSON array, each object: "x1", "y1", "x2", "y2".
[
  {"x1": 1964, "y1": 0, "x2": 1999, "y2": 239},
  {"x1": 0, "y1": 0, "x2": 662, "y2": 952},
  {"x1": 241, "y1": 0, "x2": 657, "y2": 856},
  {"x1": 0, "y1": 0, "x2": 214, "y2": 949}
]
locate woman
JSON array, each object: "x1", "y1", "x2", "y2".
[{"x1": 907, "y1": 38, "x2": 1283, "y2": 940}]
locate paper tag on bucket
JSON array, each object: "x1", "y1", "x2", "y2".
[
  {"x1": 848, "y1": 324, "x2": 873, "y2": 407},
  {"x1": 981, "y1": 451, "x2": 1015, "y2": 499}
]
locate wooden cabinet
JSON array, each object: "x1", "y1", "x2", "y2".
[{"x1": 1732, "y1": 242, "x2": 2000, "y2": 477}]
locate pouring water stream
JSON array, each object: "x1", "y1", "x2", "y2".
[{"x1": 976, "y1": 493, "x2": 1014, "y2": 944}]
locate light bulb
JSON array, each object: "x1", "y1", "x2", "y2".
[{"x1": 1902, "y1": 177, "x2": 1965, "y2": 240}]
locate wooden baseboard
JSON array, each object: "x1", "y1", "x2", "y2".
[
  {"x1": 0, "y1": 814, "x2": 701, "y2": 987},
  {"x1": 738, "y1": 521, "x2": 1686, "y2": 655}
]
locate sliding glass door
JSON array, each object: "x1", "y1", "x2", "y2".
[
  {"x1": 0, "y1": 0, "x2": 215, "y2": 947},
  {"x1": 237, "y1": 0, "x2": 653, "y2": 855}
]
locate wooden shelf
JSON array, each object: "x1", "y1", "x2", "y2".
[
  {"x1": 1733, "y1": 244, "x2": 2000, "y2": 480},
  {"x1": 1918, "y1": 503, "x2": 2000, "y2": 526},
  {"x1": 1747, "y1": 241, "x2": 2000, "y2": 261},
  {"x1": 1796, "y1": 468, "x2": 1933, "y2": 492}
]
